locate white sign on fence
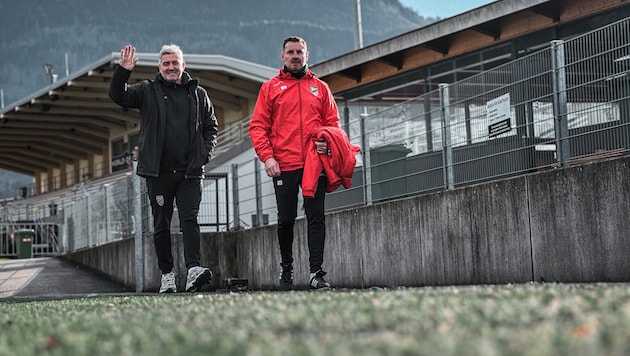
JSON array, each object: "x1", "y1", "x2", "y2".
[{"x1": 487, "y1": 93, "x2": 511, "y2": 138}]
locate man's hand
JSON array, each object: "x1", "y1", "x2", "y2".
[
  {"x1": 264, "y1": 157, "x2": 281, "y2": 177},
  {"x1": 315, "y1": 138, "x2": 328, "y2": 155},
  {"x1": 119, "y1": 45, "x2": 138, "y2": 71}
]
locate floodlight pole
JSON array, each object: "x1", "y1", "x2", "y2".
[{"x1": 354, "y1": 0, "x2": 363, "y2": 49}]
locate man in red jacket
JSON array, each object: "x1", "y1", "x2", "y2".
[{"x1": 249, "y1": 36, "x2": 341, "y2": 291}]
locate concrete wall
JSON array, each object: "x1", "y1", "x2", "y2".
[
  {"x1": 529, "y1": 161, "x2": 630, "y2": 283},
  {"x1": 64, "y1": 156, "x2": 630, "y2": 291}
]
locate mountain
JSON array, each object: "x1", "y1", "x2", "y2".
[
  {"x1": 0, "y1": 171, "x2": 33, "y2": 201},
  {"x1": 0, "y1": 0, "x2": 437, "y2": 198}
]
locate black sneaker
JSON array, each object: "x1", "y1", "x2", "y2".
[
  {"x1": 279, "y1": 263, "x2": 293, "y2": 291},
  {"x1": 309, "y1": 270, "x2": 331, "y2": 290}
]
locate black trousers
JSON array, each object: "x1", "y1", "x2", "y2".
[
  {"x1": 146, "y1": 172, "x2": 203, "y2": 273},
  {"x1": 273, "y1": 169, "x2": 327, "y2": 273}
]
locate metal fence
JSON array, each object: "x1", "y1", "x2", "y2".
[
  {"x1": 0, "y1": 170, "x2": 230, "y2": 256},
  {"x1": 62, "y1": 174, "x2": 140, "y2": 252},
  {"x1": 1, "y1": 17, "x2": 628, "y2": 254},
  {"x1": 0, "y1": 221, "x2": 60, "y2": 258},
  {"x1": 227, "y1": 16, "x2": 629, "y2": 224}
]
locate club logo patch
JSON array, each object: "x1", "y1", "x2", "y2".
[
  {"x1": 310, "y1": 85, "x2": 318, "y2": 96},
  {"x1": 156, "y1": 195, "x2": 165, "y2": 207}
]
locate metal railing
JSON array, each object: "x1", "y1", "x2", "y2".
[
  {"x1": 0, "y1": 222, "x2": 60, "y2": 257},
  {"x1": 215, "y1": 117, "x2": 251, "y2": 155},
  {"x1": 1, "y1": 17, "x2": 628, "y2": 254}
]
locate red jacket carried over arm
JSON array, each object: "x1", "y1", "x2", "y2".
[{"x1": 302, "y1": 126, "x2": 361, "y2": 198}]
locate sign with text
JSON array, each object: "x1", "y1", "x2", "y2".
[
  {"x1": 487, "y1": 93, "x2": 511, "y2": 138},
  {"x1": 111, "y1": 152, "x2": 133, "y2": 172}
]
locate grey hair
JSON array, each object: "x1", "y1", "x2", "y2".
[{"x1": 159, "y1": 44, "x2": 184, "y2": 63}]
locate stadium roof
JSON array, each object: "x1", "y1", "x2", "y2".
[{"x1": 0, "y1": 53, "x2": 276, "y2": 176}]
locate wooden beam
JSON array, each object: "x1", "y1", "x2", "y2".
[
  {"x1": 1, "y1": 112, "x2": 124, "y2": 131},
  {"x1": 2, "y1": 120, "x2": 109, "y2": 138},
  {"x1": 48, "y1": 89, "x2": 111, "y2": 100},
  {"x1": 14, "y1": 105, "x2": 138, "y2": 125},
  {"x1": 0, "y1": 139, "x2": 90, "y2": 160},
  {"x1": 1, "y1": 147, "x2": 73, "y2": 166},
  {"x1": 0, "y1": 161, "x2": 37, "y2": 176},
  {"x1": 378, "y1": 53, "x2": 404, "y2": 70},
  {"x1": 471, "y1": 21, "x2": 502, "y2": 40},
  {"x1": 337, "y1": 66, "x2": 362, "y2": 82},
  {"x1": 422, "y1": 38, "x2": 449, "y2": 55},
  {"x1": 0, "y1": 131, "x2": 103, "y2": 154},
  {"x1": 0, "y1": 154, "x2": 52, "y2": 172},
  {"x1": 0, "y1": 145, "x2": 74, "y2": 161},
  {"x1": 32, "y1": 98, "x2": 121, "y2": 110},
  {"x1": 66, "y1": 79, "x2": 112, "y2": 89}
]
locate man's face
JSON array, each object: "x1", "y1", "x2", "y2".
[
  {"x1": 159, "y1": 53, "x2": 185, "y2": 83},
  {"x1": 281, "y1": 41, "x2": 308, "y2": 72}
]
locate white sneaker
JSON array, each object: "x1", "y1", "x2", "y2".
[
  {"x1": 186, "y1": 266, "x2": 213, "y2": 292},
  {"x1": 159, "y1": 271, "x2": 177, "y2": 293}
]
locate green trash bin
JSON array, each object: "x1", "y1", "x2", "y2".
[{"x1": 15, "y1": 229, "x2": 34, "y2": 259}]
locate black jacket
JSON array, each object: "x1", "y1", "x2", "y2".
[{"x1": 108, "y1": 65, "x2": 218, "y2": 178}]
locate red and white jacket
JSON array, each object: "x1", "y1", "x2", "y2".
[
  {"x1": 302, "y1": 126, "x2": 361, "y2": 198},
  {"x1": 249, "y1": 68, "x2": 340, "y2": 172}
]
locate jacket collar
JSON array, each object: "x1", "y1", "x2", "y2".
[
  {"x1": 278, "y1": 66, "x2": 314, "y2": 80},
  {"x1": 155, "y1": 71, "x2": 197, "y2": 86}
]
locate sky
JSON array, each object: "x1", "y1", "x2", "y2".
[{"x1": 398, "y1": 0, "x2": 496, "y2": 18}]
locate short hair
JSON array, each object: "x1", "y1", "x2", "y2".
[
  {"x1": 159, "y1": 44, "x2": 184, "y2": 63},
  {"x1": 283, "y1": 36, "x2": 307, "y2": 51}
]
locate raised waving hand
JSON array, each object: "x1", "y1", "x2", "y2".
[{"x1": 119, "y1": 45, "x2": 138, "y2": 71}]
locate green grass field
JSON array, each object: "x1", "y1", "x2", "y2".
[{"x1": 2, "y1": 283, "x2": 630, "y2": 355}]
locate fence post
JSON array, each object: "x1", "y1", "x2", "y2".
[
  {"x1": 231, "y1": 163, "x2": 240, "y2": 230},
  {"x1": 360, "y1": 112, "x2": 373, "y2": 205},
  {"x1": 238, "y1": 120, "x2": 245, "y2": 142},
  {"x1": 104, "y1": 183, "x2": 111, "y2": 242},
  {"x1": 424, "y1": 94, "x2": 434, "y2": 152},
  {"x1": 254, "y1": 158, "x2": 263, "y2": 227},
  {"x1": 439, "y1": 83, "x2": 454, "y2": 189},
  {"x1": 132, "y1": 148, "x2": 144, "y2": 293},
  {"x1": 551, "y1": 40, "x2": 570, "y2": 166},
  {"x1": 85, "y1": 195, "x2": 91, "y2": 247}
]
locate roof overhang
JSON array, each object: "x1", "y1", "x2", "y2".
[
  {"x1": 311, "y1": 0, "x2": 626, "y2": 96},
  {"x1": 312, "y1": 0, "x2": 552, "y2": 78},
  {"x1": 0, "y1": 53, "x2": 275, "y2": 176}
]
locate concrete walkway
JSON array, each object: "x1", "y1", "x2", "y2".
[{"x1": 0, "y1": 257, "x2": 131, "y2": 301}]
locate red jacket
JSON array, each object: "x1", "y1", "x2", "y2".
[
  {"x1": 302, "y1": 126, "x2": 361, "y2": 198},
  {"x1": 249, "y1": 68, "x2": 340, "y2": 171}
]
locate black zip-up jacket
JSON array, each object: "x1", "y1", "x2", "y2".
[{"x1": 108, "y1": 65, "x2": 218, "y2": 178}]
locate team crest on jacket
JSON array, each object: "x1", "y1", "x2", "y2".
[{"x1": 310, "y1": 85, "x2": 319, "y2": 96}]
